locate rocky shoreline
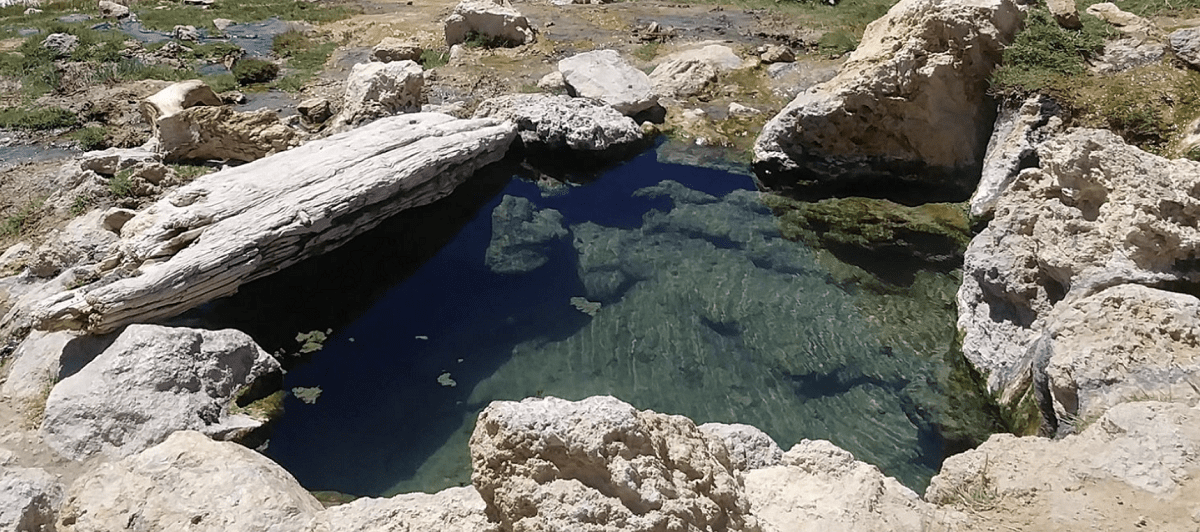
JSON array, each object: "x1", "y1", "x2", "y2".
[{"x1": 3, "y1": 0, "x2": 1200, "y2": 527}]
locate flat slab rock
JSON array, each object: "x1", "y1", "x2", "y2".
[{"x1": 27, "y1": 113, "x2": 517, "y2": 333}]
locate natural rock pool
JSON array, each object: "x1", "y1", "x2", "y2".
[{"x1": 178, "y1": 144, "x2": 1002, "y2": 497}]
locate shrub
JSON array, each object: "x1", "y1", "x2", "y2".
[
  {"x1": 71, "y1": 126, "x2": 107, "y2": 150},
  {"x1": 232, "y1": 57, "x2": 279, "y2": 85},
  {"x1": 203, "y1": 73, "x2": 239, "y2": 93},
  {"x1": 990, "y1": 8, "x2": 1109, "y2": 96},
  {"x1": 418, "y1": 49, "x2": 449, "y2": 69},
  {"x1": 108, "y1": 169, "x2": 134, "y2": 198}
]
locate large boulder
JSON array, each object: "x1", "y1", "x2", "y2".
[
  {"x1": 471, "y1": 93, "x2": 645, "y2": 155},
  {"x1": 443, "y1": 0, "x2": 535, "y2": 47},
  {"x1": 141, "y1": 80, "x2": 297, "y2": 163},
  {"x1": 40, "y1": 324, "x2": 281, "y2": 461},
  {"x1": 24, "y1": 114, "x2": 516, "y2": 333},
  {"x1": 304, "y1": 487, "x2": 494, "y2": 532},
  {"x1": 559, "y1": 50, "x2": 658, "y2": 115},
  {"x1": 58, "y1": 430, "x2": 323, "y2": 532},
  {"x1": 0, "y1": 466, "x2": 64, "y2": 532},
  {"x1": 332, "y1": 61, "x2": 424, "y2": 129},
  {"x1": 753, "y1": 0, "x2": 1021, "y2": 193},
  {"x1": 0, "y1": 330, "x2": 114, "y2": 420},
  {"x1": 648, "y1": 44, "x2": 743, "y2": 99},
  {"x1": 958, "y1": 128, "x2": 1200, "y2": 411},
  {"x1": 139, "y1": 79, "x2": 222, "y2": 123},
  {"x1": 469, "y1": 395, "x2": 763, "y2": 532}
]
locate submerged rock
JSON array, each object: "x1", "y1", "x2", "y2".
[
  {"x1": 40, "y1": 324, "x2": 282, "y2": 461},
  {"x1": 753, "y1": 0, "x2": 1020, "y2": 194},
  {"x1": 59, "y1": 431, "x2": 322, "y2": 532},
  {"x1": 484, "y1": 195, "x2": 568, "y2": 274}
]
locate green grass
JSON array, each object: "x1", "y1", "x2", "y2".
[
  {"x1": 70, "y1": 126, "x2": 107, "y2": 150},
  {"x1": 0, "y1": 198, "x2": 44, "y2": 237},
  {"x1": 632, "y1": 42, "x2": 660, "y2": 62},
  {"x1": 203, "y1": 73, "x2": 239, "y2": 93},
  {"x1": 169, "y1": 163, "x2": 214, "y2": 181},
  {"x1": 418, "y1": 49, "x2": 449, "y2": 69},
  {"x1": 233, "y1": 57, "x2": 279, "y2": 84},
  {"x1": 108, "y1": 168, "x2": 135, "y2": 198},
  {"x1": 689, "y1": 0, "x2": 897, "y2": 54},
  {"x1": 1100, "y1": 0, "x2": 1200, "y2": 17},
  {"x1": 0, "y1": 107, "x2": 77, "y2": 130},
  {"x1": 990, "y1": 8, "x2": 1110, "y2": 96},
  {"x1": 269, "y1": 30, "x2": 337, "y2": 91},
  {"x1": 135, "y1": 0, "x2": 359, "y2": 32}
]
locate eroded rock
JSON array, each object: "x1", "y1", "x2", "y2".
[
  {"x1": 371, "y1": 37, "x2": 423, "y2": 63},
  {"x1": 559, "y1": 49, "x2": 658, "y2": 115},
  {"x1": 471, "y1": 93, "x2": 645, "y2": 155},
  {"x1": 333, "y1": 61, "x2": 424, "y2": 129},
  {"x1": 444, "y1": 0, "x2": 535, "y2": 47},
  {"x1": 304, "y1": 487, "x2": 494, "y2": 532},
  {"x1": 155, "y1": 106, "x2": 298, "y2": 163},
  {"x1": 1169, "y1": 26, "x2": 1200, "y2": 69},
  {"x1": 970, "y1": 94, "x2": 1061, "y2": 217},
  {"x1": 648, "y1": 44, "x2": 742, "y2": 98},
  {"x1": 0, "y1": 466, "x2": 64, "y2": 532},
  {"x1": 484, "y1": 195, "x2": 567, "y2": 275}
]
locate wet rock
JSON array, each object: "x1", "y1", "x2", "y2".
[
  {"x1": 759, "y1": 44, "x2": 795, "y2": 63},
  {"x1": 1169, "y1": 26, "x2": 1200, "y2": 69},
  {"x1": 59, "y1": 431, "x2": 322, "y2": 532},
  {"x1": 649, "y1": 44, "x2": 742, "y2": 98},
  {"x1": 469, "y1": 396, "x2": 763, "y2": 532},
  {"x1": 559, "y1": 49, "x2": 657, "y2": 115},
  {"x1": 41, "y1": 324, "x2": 282, "y2": 461},
  {"x1": 173, "y1": 24, "x2": 200, "y2": 41},
  {"x1": 958, "y1": 128, "x2": 1200, "y2": 405},
  {"x1": 443, "y1": 0, "x2": 535, "y2": 47},
  {"x1": 971, "y1": 94, "x2": 1061, "y2": 217},
  {"x1": 304, "y1": 487, "x2": 494, "y2": 532},
  {"x1": 25, "y1": 114, "x2": 516, "y2": 333},
  {"x1": 699, "y1": 423, "x2": 784, "y2": 471},
  {"x1": 42, "y1": 33, "x2": 79, "y2": 57},
  {"x1": 1090, "y1": 38, "x2": 1165, "y2": 73},
  {"x1": 297, "y1": 97, "x2": 333, "y2": 125},
  {"x1": 98, "y1": 0, "x2": 128, "y2": 18},
  {"x1": 484, "y1": 195, "x2": 567, "y2": 274},
  {"x1": 1047, "y1": 0, "x2": 1080, "y2": 29},
  {"x1": 154, "y1": 106, "x2": 298, "y2": 163},
  {"x1": 0, "y1": 466, "x2": 63, "y2": 532},
  {"x1": 370, "y1": 37, "x2": 423, "y2": 63},
  {"x1": 471, "y1": 93, "x2": 644, "y2": 154},
  {"x1": 754, "y1": 0, "x2": 1020, "y2": 193},
  {"x1": 332, "y1": 61, "x2": 423, "y2": 129}
]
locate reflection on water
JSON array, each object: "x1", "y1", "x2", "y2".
[{"x1": 186, "y1": 147, "x2": 996, "y2": 497}]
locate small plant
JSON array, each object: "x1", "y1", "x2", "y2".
[
  {"x1": 461, "y1": 31, "x2": 519, "y2": 49},
  {"x1": 169, "y1": 163, "x2": 214, "y2": 181},
  {"x1": 70, "y1": 126, "x2": 107, "y2": 151},
  {"x1": 990, "y1": 7, "x2": 1109, "y2": 96},
  {"x1": 632, "y1": 42, "x2": 660, "y2": 62},
  {"x1": 203, "y1": 73, "x2": 239, "y2": 93},
  {"x1": 418, "y1": 49, "x2": 449, "y2": 69},
  {"x1": 108, "y1": 168, "x2": 135, "y2": 198},
  {"x1": 68, "y1": 194, "x2": 94, "y2": 216},
  {"x1": 817, "y1": 29, "x2": 859, "y2": 57},
  {"x1": 0, "y1": 107, "x2": 77, "y2": 130},
  {"x1": 0, "y1": 198, "x2": 44, "y2": 237},
  {"x1": 232, "y1": 57, "x2": 280, "y2": 85}
]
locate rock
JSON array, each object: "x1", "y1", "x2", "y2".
[
  {"x1": 213, "y1": 17, "x2": 234, "y2": 30},
  {"x1": 970, "y1": 94, "x2": 1061, "y2": 218},
  {"x1": 173, "y1": 24, "x2": 200, "y2": 41},
  {"x1": 25, "y1": 114, "x2": 516, "y2": 333},
  {"x1": 24, "y1": 7, "x2": 41, "y2": 14},
  {"x1": 97, "y1": 0, "x2": 128, "y2": 18},
  {"x1": 140, "y1": 80, "x2": 222, "y2": 123},
  {"x1": 536, "y1": 70, "x2": 567, "y2": 92},
  {"x1": 297, "y1": 97, "x2": 333, "y2": 125},
  {"x1": 1039, "y1": 284, "x2": 1200, "y2": 431},
  {"x1": 0, "y1": 466, "x2": 63, "y2": 532},
  {"x1": 484, "y1": 195, "x2": 568, "y2": 274},
  {"x1": 1086, "y1": 3, "x2": 1158, "y2": 37},
  {"x1": 100, "y1": 207, "x2": 137, "y2": 233},
  {"x1": 154, "y1": 106, "x2": 299, "y2": 163},
  {"x1": 728, "y1": 102, "x2": 760, "y2": 117},
  {"x1": 0, "y1": 242, "x2": 31, "y2": 275},
  {"x1": 40, "y1": 324, "x2": 282, "y2": 461},
  {"x1": 471, "y1": 93, "x2": 644, "y2": 155},
  {"x1": 698, "y1": 423, "x2": 783, "y2": 471},
  {"x1": 332, "y1": 61, "x2": 423, "y2": 129},
  {"x1": 78, "y1": 147, "x2": 161, "y2": 176},
  {"x1": 58, "y1": 431, "x2": 322, "y2": 532},
  {"x1": 1090, "y1": 38, "x2": 1165, "y2": 73},
  {"x1": 42, "y1": 33, "x2": 79, "y2": 57},
  {"x1": 745, "y1": 440, "x2": 941, "y2": 532},
  {"x1": 370, "y1": 37, "x2": 423, "y2": 62},
  {"x1": 1170, "y1": 27, "x2": 1200, "y2": 69},
  {"x1": 927, "y1": 402, "x2": 1200, "y2": 529},
  {"x1": 765, "y1": 61, "x2": 840, "y2": 100},
  {"x1": 958, "y1": 128, "x2": 1200, "y2": 404},
  {"x1": 753, "y1": 0, "x2": 1020, "y2": 193},
  {"x1": 0, "y1": 330, "x2": 102, "y2": 419},
  {"x1": 304, "y1": 487, "x2": 494, "y2": 532},
  {"x1": 469, "y1": 396, "x2": 762, "y2": 532},
  {"x1": 559, "y1": 49, "x2": 658, "y2": 115},
  {"x1": 443, "y1": 0, "x2": 535, "y2": 47},
  {"x1": 760, "y1": 44, "x2": 795, "y2": 63},
  {"x1": 219, "y1": 90, "x2": 247, "y2": 105},
  {"x1": 1047, "y1": 0, "x2": 1080, "y2": 29},
  {"x1": 649, "y1": 44, "x2": 743, "y2": 98},
  {"x1": 26, "y1": 210, "x2": 120, "y2": 279}
]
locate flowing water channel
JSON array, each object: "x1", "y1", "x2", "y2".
[{"x1": 179, "y1": 143, "x2": 1002, "y2": 498}]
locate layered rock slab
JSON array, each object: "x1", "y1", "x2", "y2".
[
  {"x1": 753, "y1": 0, "x2": 1020, "y2": 192},
  {"x1": 58, "y1": 430, "x2": 322, "y2": 532},
  {"x1": 26, "y1": 114, "x2": 517, "y2": 333},
  {"x1": 40, "y1": 324, "x2": 281, "y2": 461}
]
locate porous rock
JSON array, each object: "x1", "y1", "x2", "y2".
[
  {"x1": 698, "y1": 422, "x2": 783, "y2": 471},
  {"x1": 0, "y1": 466, "x2": 63, "y2": 532},
  {"x1": 40, "y1": 324, "x2": 281, "y2": 461},
  {"x1": 444, "y1": 0, "x2": 535, "y2": 47},
  {"x1": 958, "y1": 128, "x2": 1200, "y2": 404},
  {"x1": 1169, "y1": 26, "x2": 1200, "y2": 70},
  {"x1": 304, "y1": 487, "x2": 495, "y2": 532},
  {"x1": 370, "y1": 37, "x2": 423, "y2": 63},
  {"x1": 753, "y1": 0, "x2": 1020, "y2": 193},
  {"x1": 58, "y1": 430, "x2": 322, "y2": 532},
  {"x1": 297, "y1": 98, "x2": 333, "y2": 125},
  {"x1": 469, "y1": 395, "x2": 762, "y2": 532},
  {"x1": 559, "y1": 49, "x2": 658, "y2": 115},
  {"x1": 154, "y1": 106, "x2": 299, "y2": 163},
  {"x1": 24, "y1": 114, "x2": 516, "y2": 333},
  {"x1": 332, "y1": 61, "x2": 424, "y2": 129},
  {"x1": 41, "y1": 33, "x2": 79, "y2": 57},
  {"x1": 484, "y1": 195, "x2": 567, "y2": 275},
  {"x1": 970, "y1": 94, "x2": 1061, "y2": 217},
  {"x1": 471, "y1": 93, "x2": 644, "y2": 154},
  {"x1": 648, "y1": 44, "x2": 742, "y2": 98}
]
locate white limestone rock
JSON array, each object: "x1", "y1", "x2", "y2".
[
  {"x1": 698, "y1": 422, "x2": 783, "y2": 471},
  {"x1": 23, "y1": 114, "x2": 516, "y2": 333},
  {"x1": 648, "y1": 44, "x2": 742, "y2": 98},
  {"x1": 58, "y1": 431, "x2": 322, "y2": 532},
  {"x1": 469, "y1": 395, "x2": 762, "y2": 532},
  {"x1": 97, "y1": 0, "x2": 128, "y2": 18},
  {"x1": 41, "y1": 33, "x2": 78, "y2": 57},
  {"x1": 970, "y1": 94, "x2": 1061, "y2": 217},
  {"x1": 153, "y1": 106, "x2": 299, "y2": 163},
  {"x1": 304, "y1": 487, "x2": 495, "y2": 532},
  {"x1": 443, "y1": 0, "x2": 535, "y2": 47},
  {"x1": 1047, "y1": 0, "x2": 1080, "y2": 29},
  {"x1": 471, "y1": 93, "x2": 644, "y2": 153},
  {"x1": 0, "y1": 466, "x2": 63, "y2": 532},
  {"x1": 0, "y1": 330, "x2": 105, "y2": 420},
  {"x1": 1170, "y1": 26, "x2": 1200, "y2": 69},
  {"x1": 140, "y1": 79, "x2": 221, "y2": 124},
  {"x1": 1086, "y1": 2, "x2": 1159, "y2": 38},
  {"x1": 753, "y1": 0, "x2": 1020, "y2": 191},
  {"x1": 40, "y1": 324, "x2": 281, "y2": 461},
  {"x1": 332, "y1": 61, "x2": 424, "y2": 129},
  {"x1": 559, "y1": 49, "x2": 658, "y2": 115},
  {"x1": 370, "y1": 37, "x2": 423, "y2": 63}
]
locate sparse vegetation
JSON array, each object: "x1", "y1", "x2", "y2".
[
  {"x1": 203, "y1": 73, "x2": 239, "y2": 93},
  {"x1": 135, "y1": 0, "x2": 358, "y2": 33},
  {"x1": 269, "y1": 30, "x2": 337, "y2": 91},
  {"x1": 989, "y1": 7, "x2": 1110, "y2": 96},
  {"x1": 1, "y1": 198, "x2": 45, "y2": 238},
  {"x1": 461, "y1": 31, "x2": 521, "y2": 49},
  {"x1": 70, "y1": 126, "x2": 108, "y2": 151},
  {"x1": 632, "y1": 42, "x2": 661, "y2": 62},
  {"x1": 233, "y1": 57, "x2": 280, "y2": 85},
  {"x1": 418, "y1": 49, "x2": 450, "y2": 69},
  {"x1": 169, "y1": 163, "x2": 215, "y2": 181},
  {"x1": 108, "y1": 168, "x2": 135, "y2": 198}
]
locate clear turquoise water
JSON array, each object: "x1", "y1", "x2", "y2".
[{"x1": 189, "y1": 146, "x2": 992, "y2": 497}]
